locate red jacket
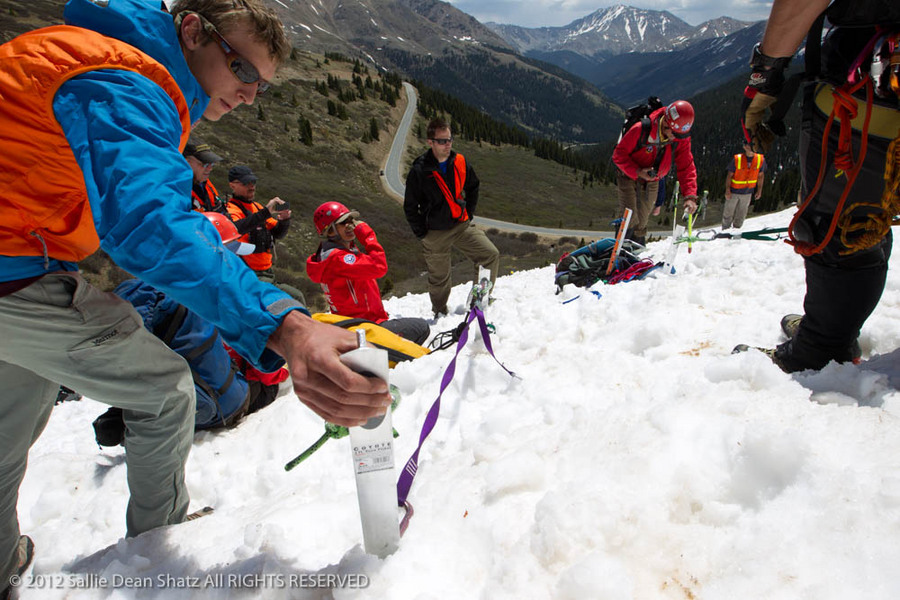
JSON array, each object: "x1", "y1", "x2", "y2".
[
  {"x1": 305, "y1": 222, "x2": 389, "y2": 322},
  {"x1": 612, "y1": 107, "x2": 698, "y2": 197}
]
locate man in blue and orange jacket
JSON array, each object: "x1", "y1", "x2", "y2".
[{"x1": 0, "y1": 0, "x2": 389, "y2": 587}]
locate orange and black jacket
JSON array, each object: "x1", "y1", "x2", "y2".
[
  {"x1": 191, "y1": 180, "x2": 226, "y2": 213},
  {"x1": 225, "y1": 196, "x2": 290, "y2": 271},
  {"x1": 403, "y1": 149, "x2": 479, "y2": 239}
]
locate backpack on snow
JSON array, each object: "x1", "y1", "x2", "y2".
[
  {"x1": 311, "y1": 313, "x2": 430, "y2": 367},
  {"x1": 554, "y1": 239, "x2": 656, "y2": 292}
]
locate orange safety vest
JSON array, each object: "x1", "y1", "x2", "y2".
[
  {"x1": 225, "y1": 199, "x2": 280, "y2": 271},
  {"x1": 0, "y1": 26, "x2": 191, "y2": 261},
  {"x1": 431, "y1": 154, "x2": 470, "y2": 222},
  {"x1": 731, "y1": 153, "x2": 764, "y2": 191}
]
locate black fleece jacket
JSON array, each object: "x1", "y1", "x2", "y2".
[{"x1": 403, "y1": 149, "x2": 479, "y2": 239}]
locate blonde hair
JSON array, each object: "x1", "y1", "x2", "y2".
[{"x1": 171, "y1": 0, "x2": 290, "y2": 63}]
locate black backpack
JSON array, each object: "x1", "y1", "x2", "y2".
[{"x1": 618, "y1": 96, "x2": 665, "y2": 149}]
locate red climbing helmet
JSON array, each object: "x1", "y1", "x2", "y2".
[
  {"x1": 313, "y1": 201, "x2": 360, "y2": 236},
  {"x1": 203, "y1": 211, "x2": 240, "y2": 244},
  {"x1": 664, "y1": 100, "x2": 694, "y2": 138},
  {"x1": 202, "y1": 212, "x2": 253, "y2": 255}
]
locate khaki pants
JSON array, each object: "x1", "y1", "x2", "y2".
[
  {"x1": 723, "y1": 192, "x2": 753, "y2": 229},
  {"x1": 0, "y1": 274, "x2": 195, "y2": 584},
  {"x1": 421, "y1": 220, "x2": 499, "y2": 314},
  {"x1": 616, "y1": 171, "x2": 659, "y2": 238}
]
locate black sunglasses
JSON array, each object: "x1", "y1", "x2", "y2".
[
  {"x1": 429, "y1": 137, "x2": 453, "y2": 145},
  {"x1": 195, "y1": 13, "x2": 271, "y2": 96}
]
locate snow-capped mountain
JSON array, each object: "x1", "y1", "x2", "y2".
[{"x1": 488, "y1": 4, "x2": 755, "y2": 58}]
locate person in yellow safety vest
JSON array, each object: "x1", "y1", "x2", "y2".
[{"x1": 723, "y1": 141, "x2": 766, "y2": 230}]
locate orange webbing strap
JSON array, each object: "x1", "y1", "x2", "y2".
[
  {"x1": 787, "y1": 76, "x2": 874, "y2": 256},
  {"x1": 429, "y1": 156, "x2": 469, "y2": 222}
]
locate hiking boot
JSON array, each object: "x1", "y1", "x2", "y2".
[
  {"x1": 780, "y1": 314, "x2": 862, "y2": 364},
  {"x1": 185, "y1": 506, "x2": 214, "y2": 521},
  {"x1": 1, "y1": 535, "x2": 35, "y2": 600},
  {"x1": 55, "y1": 385, "x2": 82, "y2": 404},
  {"x1": 732, "y1": 344, "x2": 777, "y2": 360},
  {"x1": 732, "y1": 344, "x2": 789, "y2": 372}
]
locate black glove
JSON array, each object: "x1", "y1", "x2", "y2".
[{"x1": 741, "y1": 44, "x2": 791, "y2": 152}]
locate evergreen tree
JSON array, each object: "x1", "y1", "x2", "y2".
[
  {"x1": 297, "y1": 117, "x2": 313, "y2": 146},
  {"x1": 369, "y1": 117, "x2": 380, "y2": 142}
]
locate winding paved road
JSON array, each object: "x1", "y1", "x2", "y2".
[{"x1": 381, "y1": 83, "x2": 615, "y2": 240}]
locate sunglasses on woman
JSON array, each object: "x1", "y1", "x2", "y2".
[{"x1": 189, "y1": 12, "x2": 271, "y2": 96}]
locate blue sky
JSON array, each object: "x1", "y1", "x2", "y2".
[{"x1": 445, "y1": 0, "x2": 772, "y2": 28}]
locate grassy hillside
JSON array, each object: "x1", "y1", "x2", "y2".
[{"x1": 2, "y1": 1, "x2": 631, "y2": 311}]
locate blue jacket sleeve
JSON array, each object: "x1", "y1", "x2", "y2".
[{"x1": 53, "y1": 69, "x2": 305, "y2": 370}]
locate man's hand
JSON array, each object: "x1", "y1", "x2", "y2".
[
  {"x1": 683, "y1": 196, "x2": 699, "y2": 215},
  {"x1": 651, "y1": 206, "x2": 661, "y2": 217},
  {"x1": 267, "y1": 312, "x2": 391, "y2": 427},
  {"x1": 266, "y1": 197, "x2": 292, "y2": 221},
  {"x1": 741, "y1": 45, "x2": 791, "y2": 153},
  {"x1": 638, "y1": 167, "x2": 656, "y2": 181}
]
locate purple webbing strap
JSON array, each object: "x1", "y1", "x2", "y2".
[{"x1": 396, "y1": 308, "x2": 515, "y2": 507}]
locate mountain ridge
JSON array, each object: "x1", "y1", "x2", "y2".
[{"x1": 486, "y1": 4, "x2": 756, "y2": 57}]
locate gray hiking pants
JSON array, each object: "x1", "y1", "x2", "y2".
[
  {"x1": 723, "y1": 192, "x2": 753, "y2": 229},
  {"x1": 0, "y1": 273, "x2": 195, "y2": 584},
  {"x1": 421, "y1": 220, "x2": 499, "y2": 314}
]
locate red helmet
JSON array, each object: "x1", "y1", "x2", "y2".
[
  {"x1": 202, "y1": 211, "x2": 240, "y2": 244},
  {"x1": 664, "y1": 100, "x2": 694, "y2": 138},
  {"x1": 313, "y1": 201, "x2": 359, "y2": 236}
]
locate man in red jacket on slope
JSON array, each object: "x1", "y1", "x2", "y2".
[{"x1": 612, "y1": 100, "x2": 699, "y2": 245}]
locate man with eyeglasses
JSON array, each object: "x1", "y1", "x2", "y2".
[
  {"x1": 0, "y1": 0, "x2": 390, "y2": 586},
  {"x1": 225, "y1": 165, "x2": 304, "y2": 303},
  {"x1": 404, "y1": 117, "x2": 500, "y2": 317},
  {"x1": 184, "y1": 137, "x2": 226, "y2": 213}
]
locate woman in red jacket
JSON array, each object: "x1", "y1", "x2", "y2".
[{"x1": 306, "y1": 202, "x2": 430, "y2": 345}]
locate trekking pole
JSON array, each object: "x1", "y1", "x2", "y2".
[
  {"x1": 671, "y1": 181, "x2": 681, "y2": 237},
  {"x1": 686, "y1": 211, "x2": 695, "y2": 253}
]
